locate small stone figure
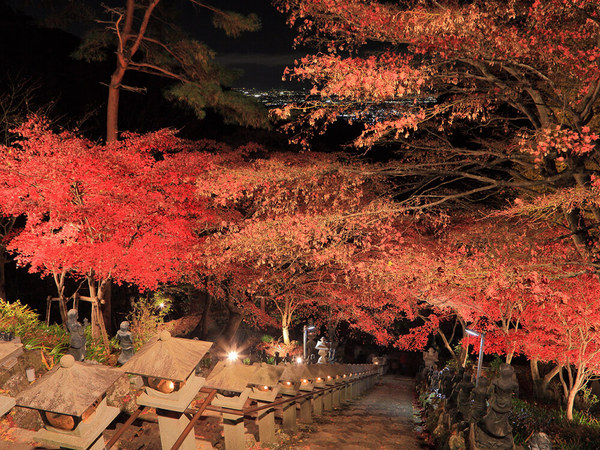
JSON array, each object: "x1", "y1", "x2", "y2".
[
  {"x1": 456, "y1": 372, "x2": 475, "y2": 422},
  {"x1": 475, "y1": 363, "x2": 519, "y2": 449},
  {"x1": 274, "y1": 351, "x2": 282, "y2": 365},
  {"x1": 115, "y1": 321, "x2": 135, "y2": 365},
  {"x1": 469, "y1": 377, "x2": 490, "y2": 423},
  {"x1": 423, "y1": 347, "x2": 439, "y2": 369},
  {"x1": 529, "y1": 431, "x2": 552, "y2": 450},
  {"x1": 441, "y1": 367, "x2": 456, "y2": 399},
  {"x1": 258, "y1": 349, "x2": 267, "y2": 363},
  {"x1": 315, "y1": 337, "x2": 330, "y2": 364},
  {"x1": 66, "y1": 309, "x2": 87, "y2": 362}
]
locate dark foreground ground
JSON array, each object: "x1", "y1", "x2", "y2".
[{"x1": 1, "y1": 375, "x2": 423, "y2": 449}]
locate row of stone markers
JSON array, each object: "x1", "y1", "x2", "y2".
[{"x1": 0, "y1": 331, "x2": 381, "y2": 450}]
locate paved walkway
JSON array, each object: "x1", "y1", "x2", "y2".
[{"x1": 283, "y1": 375, "x2": 422, "y2": 449}]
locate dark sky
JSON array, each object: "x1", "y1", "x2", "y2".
[
  {"x1": 189, "y1": 0, "x2": 305, "y2": 89},
  {"x1": 8, "y1": 0, "x2": 306, "y2": 90}
]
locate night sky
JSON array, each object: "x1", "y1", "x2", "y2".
[
  {"x1": 6, "y1": 0, "x2": 305, "y2": 90},
  {"x1": 155, "y1": 0, "x2": 304, "y2": 90},
  {"x1": 198, "y1": 0, "x2": 304, "y2": 89}
]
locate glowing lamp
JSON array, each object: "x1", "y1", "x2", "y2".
[
  {"x1": 301, "y1": 379, "x2": 309, "y2": 384},
  {"x1": 316, "y1": 377, "x2": 323, "y2": 382},
  {"x1": 227, "y1": 351, "x2": 239, "y2": 362},
  {"x1": 296, "y1": 356, "x2": 303, "y2": 364}
]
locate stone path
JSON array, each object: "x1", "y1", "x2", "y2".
[{"x1": 282, "y1": 375, "x2": 422, "y2": 449}]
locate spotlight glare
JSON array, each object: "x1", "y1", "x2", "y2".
[
  {"x1": 296, "y1": 356, "x2": 303, "y2": 364},
  {"x1": 227, "y1": 351, "x2": 239, "y2": 362}
]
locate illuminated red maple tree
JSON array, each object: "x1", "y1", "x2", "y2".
[
  {"x1": 0, "y1": 117, "x2": 214, "y2": 330},
  {"x1": 194, "y1": 148, "x2": 433, "y2": 346},
  {"x1": 275, "y1": 0, "x2": 600, "y2": 264}
]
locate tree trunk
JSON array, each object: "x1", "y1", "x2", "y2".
[
  {"x1": 541, "y1": 365, "x2": 561, "y2": 398},
  {"x1": 100, "y1": 280, "x2": 113, "y2": 334},
  {"x1": 0, "y1": 249, "x2": 6, "y2": 301},
  {"x1": 566, "y1": 387, "x2": 578, "y2": 421},
  {"x1": 190, "y1": 293, "x2": 213, "y2": 339},
  {"x1": 106, "y1": 72, "x2": 124, "y2": 143},
  {"x1": 220, "y1": 298, "x2": 243, "y2": 347},
  {"x1": 282, "y1": 326, "x2": 290, "y2": 346}
]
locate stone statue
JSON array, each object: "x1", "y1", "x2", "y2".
[
  {"x1": 469, "y1": 377, "x2": 490, "y2": 423},
  {"x1": 66, "y1": 309, "x2": 87, "y2": 362},
  {"x1": 441, "y1": 367, "x2": 456, "y2": 399},
  {"x1": 475, "y1": 363, "x2": 519, "y2": 449},
  {"x1": 529, "y1": 432, "x2": 552, "y2": 450},
  {"x1": 456, "y1": 372, "x2": 475, "y2": 422},
  {"x1": 115, "y1": 321, "x2": 135, "y2": 365},
  {"x1": 423, "y1": 347, "x2": 439, "y2": 369},
  {"x1": 315, "y1": 337, "x2": 330, "y2": 364}
]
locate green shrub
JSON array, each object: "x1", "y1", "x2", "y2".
[
  {"x1": 128, "y1": 294, "x2": 173, "y2": 348},
  {"x1": 511, "y1": 398, "x2": 600, "y2": 450}
]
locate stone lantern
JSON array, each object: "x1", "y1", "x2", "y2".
[
  {"x1": 330, "y1": 363, "x2": 350, "y2": 406},
  {"x1": 279, "y1": 364, "x2": 313, "y2": 428},
  {"x1": 16, "y1": 354, "x2": 122, "y2": 450},
  {"x1": 0, "y1": 395, "x2": 14, "y2": 417},
  {"x1": 248, "y1": 363, "x2": 284, "y2": 445},
  {"x1": 0, "y1": 337, "x2": 23, "y2": 370},
  {"x1": 121, "y1": 330, "x2": 212, "y2": 450},
  {"x1": 307, "y1": 364, "x2": 330, "y2": 417},
  {"x1": 0, "y1": 338, "x2": 22, "y2": 417},
  {"x1": 204, "y1": 360, "x2": 259, "y2": 450}
]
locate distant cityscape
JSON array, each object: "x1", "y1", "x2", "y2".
[{"x1": 235, "y1": 88, "x2": 437, "y2": 122}]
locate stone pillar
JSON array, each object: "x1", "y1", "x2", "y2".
[
  {"x1": 281, "y1": 400, "x2": 297, "y2": 433},
  {"x1": 157, "y1": 409, "x2": 196, "y2": 450},
  {"x1": 323, "y1": 388, "x2": 333, "y2": 411},
  {"x1": 299, "y1": 396, "x2": 313, "y2": 423},
  {"x1": 223, "y1": 412, "x2": 246, "y2": 450},
  {"x1": 256, "y1": 402, "x2": 276, "y2": 444},
  {"x1": 312, "y1": 392, "x2": 323, "y2": 417},
  {"x1": 332, "y1": 387, "x2": 341, "y2": 408}
]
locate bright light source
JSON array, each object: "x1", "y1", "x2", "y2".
[
  {"x1": 296, "y1": 356, "x2": 303, "y2": 364},
  {"x1": 307, "y1": 326, "x2": 316, "y2": 330},
  {"x1": 158, "y1": 302, "x2": 165, "y2": 309},
  {"x1": 227, "y1": 351, "x2": 239, "y2": 362},
  {"x1": 465, "y1": 329, "x2": 481, "y2": 337}
]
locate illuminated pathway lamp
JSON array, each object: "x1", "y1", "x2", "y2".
[
  {"x1": 248, "y1": 363, "x2": 285, "y2": 445},
  {"x1": 204, "y1": 360, "x2": 258, "y2": 450},
  {"x1": 307, "y1": 364, "x2": 331, "y2": 416},
  {"x1": 329, "y1": 364, "x2": 350, "y2": 407},
  {"x1": 278, "y1": 364, "x2": 310, "y2": 432},
  {"x1": 466, "y1": 329, "x2": 486, "y2": 386},
  {"x1": 121, "y1": 330, "x2": 212, "y2": 450},
  {"x1": 16, "y1": 354, "x2": 122, "y2": 450}
]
